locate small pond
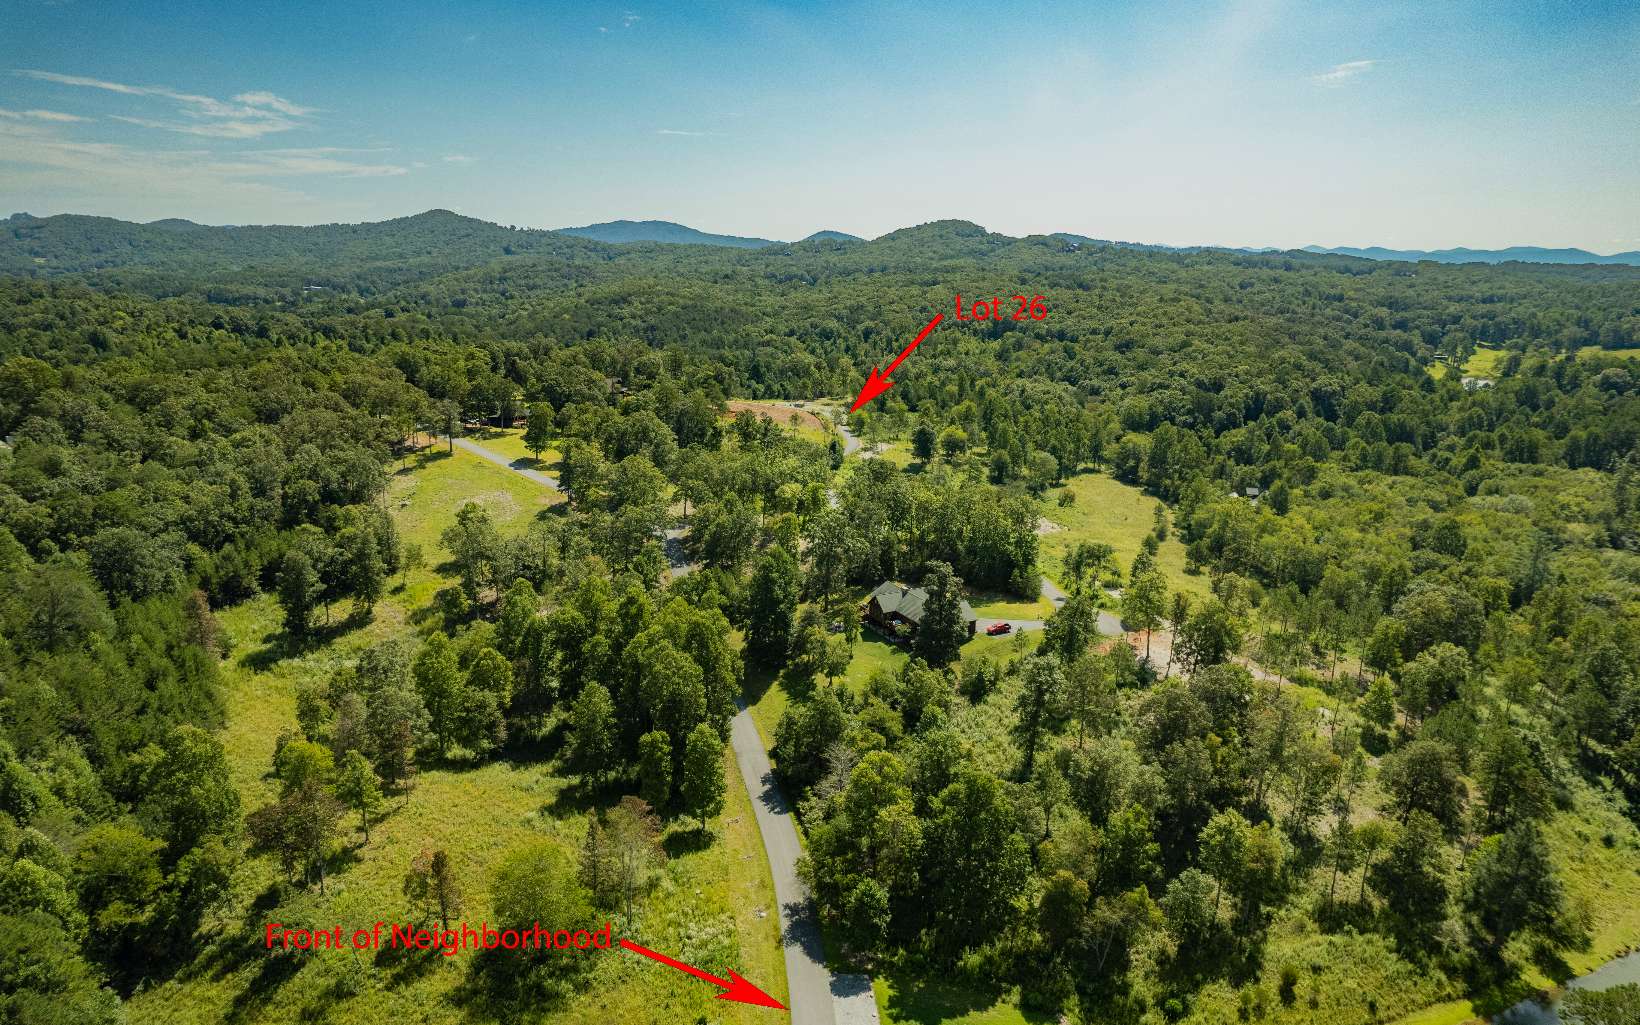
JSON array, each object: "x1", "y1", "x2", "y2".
[{"x1": 1492, "y1": 951, "x2": 1640, "y2": 1023}]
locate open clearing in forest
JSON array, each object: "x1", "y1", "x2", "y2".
[
  {"x1": 726, "y1": 398, "x2": 832, "y2": 438},
  {"x1": 464, "y1": 425, "x2": 564, "y2": 472},
  {"x1": 1036, "y1": 471, "x2": 1210, "y2": 599}
]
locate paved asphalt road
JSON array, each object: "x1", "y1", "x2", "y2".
[
  {"x1": 974, "y1": 575, "x2": 1123, "y2": 637},
  {"x1": 447, "y1": 432, "x2": 830, "y2": 1018},
  {"x1": 787, "y1": 400, "x2": 860, "y2": 456},
  {"x1": 661, "y1": 526, "x2": 693, "y2": 579},
  {"x1": 447, "y1": 435, "x2": 563, "y2": 490},
  {"x1": 730, "y1": 707, "x2": 841, "y2": 1025}
]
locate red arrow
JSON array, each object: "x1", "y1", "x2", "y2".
[
  {"x1": 849, "y1": 312, "x2": 944, "y2": 413},
  {"x1": 618, "y1": 938, "x2": 787, "y2": 1010}
]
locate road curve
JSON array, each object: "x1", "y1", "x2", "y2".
[
  {"x1": 1040, "y1": 574, "x2": 1126, "y2": 635},
  {"x1": 446, "y1": 435, "x2": 563, "y2": 490},
  {"x1": 730, "y1": 706, "x2": 839, "y2": 1025},
  {"x1": 445, "y1": 432, "x2": 826, "y2": 1015}
]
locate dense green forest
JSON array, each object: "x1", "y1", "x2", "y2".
[{"x1": 1, "y1": 212, "x2": 1638, "y2": 1025}]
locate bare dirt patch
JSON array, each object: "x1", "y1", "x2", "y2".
[
  {"x1": 725, "y1": 399, "x2": 828, "y2": 434},
  {"x1": 1036, "y1": 517, "x2": 1065, "y2": 535}
]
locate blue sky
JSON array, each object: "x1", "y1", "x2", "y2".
[{"x1": 2, "y1": 0, "x2": 1637, "y2": 250}]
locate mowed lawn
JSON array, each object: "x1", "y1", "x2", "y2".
[
  {"x1": 464, "y1": 425, "x2": 564, "y2": 473},
  {"x1": 129, "y1": 444, "x2": 784, "y2": 1025},
  {"x1": 1036, "y1": 471, "x2": 1210, "y2": 600}
]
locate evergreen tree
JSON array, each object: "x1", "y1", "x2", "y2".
[
  {"x1": 1461, "y1": 821, "x2": 1569, "y2": 954},
  {"x1": 1014, "y1": 654, "x2": 1065, "y2": 779}
]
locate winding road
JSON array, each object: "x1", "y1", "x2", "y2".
[
  {"x1": 443, "y1": 430, "x2": 855, "y2": 1022},
  {"x1": 730, "y1": 707, "x2": 863, "y2": 1025}
]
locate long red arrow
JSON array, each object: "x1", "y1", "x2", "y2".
[
  {"x1": 618, "y1": 937, "x2": 787, "y2": 1010},
  {"x1": 849, "y1": 312, "x2": 944, "y2": 412}
]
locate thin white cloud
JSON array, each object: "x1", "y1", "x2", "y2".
[
  {"x1": 0, "y1": 117, "x2": 403, "y2": 182},
  {"x1": 657, "y1": 129, "x2": 713, "y2": 136},
  {"x1": 232, "y1": 91, "x2": 313, "y2": 116},
  {"x1": 16, "y1": 68, "x2": 312, "y2": 137},
  {"x1": 622, "y1": 11, "x2": 640, "y2": 27},
  {"x1": 111, "y1": 114, "x2": 297, "y2": 139},
  {"x1": 1312, "y1": 59, "x2": 1380, "y2": 86},
  {"x1": 207, "y1": 153, "x2": 407, "y2": 177},
  {"x1": 15, "y1": 69, "x2": 147, "y2": 95},
  {"x1": 442, "y1": 154, "x2": 476, "y2": 163},
  {"x1": 252, "y1": 146, "x2": 391, "y2": 155},
  {"x1": 0, "y1": 107, "x2": 87, "y2": 122}
]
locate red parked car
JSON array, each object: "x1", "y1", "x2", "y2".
[{"x1": 986, "y1": 622, "x2": 1012, "y2": 636}]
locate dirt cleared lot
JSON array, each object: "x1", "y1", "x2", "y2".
[{"x1": 726, "y1": 399, "x2": 830, "y2": 434}]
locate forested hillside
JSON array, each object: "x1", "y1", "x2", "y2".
[{"x1": 1, "y1": 214, "x2": 1638, "y2": 1025}]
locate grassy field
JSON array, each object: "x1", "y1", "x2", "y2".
[
  {"x1": 1429, "y1": 345, "x2": 1640, "y2": 382},
  {"x1": 1035, "y1": 471, "x2": 1210, "y2": 600},
  {"x1": 871, "y1": 441, "x2": 919, "y2": 469},
  {"x1": 967, "y1": 590, "x2": 1055, "y2": 620},
  {"x1": 1576, "y1": 344, "x2": 1640, "y2": 361},
  {"x1": 130, "y1": 443, "x2": 784, "y2": 1025},
  {"x1": 1429, "y1": 346, "x2": 1508, "y2": 380},
  {"x1": 388, "y1": 446, "x2": 560, "y2": 552},
  {"x1": 465, "y1": 426, "x2": 564, "y2": 472}
]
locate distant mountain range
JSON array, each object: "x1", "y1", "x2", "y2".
[
  {"x1": 6, "y1": 210, "x2": 1640, "y2": 298},
  {"x1": 554, "y1": 220, "x2": 865, "y2": 247},
  {"x1": 556, "y1": 219, "x2": 779, "y2": 248},
  {"x1": 1051, "y1": 233, "x2": 1281, "y2": 256},
  {"x1": 1299, "y1": 244, "x2": 1640, "y2": 266},
  {"x1": 1050, "y1": 232, "x2": 1640, "y2": 267}
]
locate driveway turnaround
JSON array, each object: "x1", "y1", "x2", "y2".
[{"x1": 730, "y1": 706, "x2": 843, "y2": 1025}]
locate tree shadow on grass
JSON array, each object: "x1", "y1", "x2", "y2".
[
  {"x1": 238, "y1": 614, "x2": 371, "y2": 672},
  {"x1": 880, "y1": 971, "x2": 1054, "y2": 1025},
  {"x1": 741, "y1": 658, "x2": 780, "y2": 707},
  {"x1": 543, "y1": 773, "x2": 622, "y2": 819},
  {"x1": 448, "y1": 955, "x2": 585, "y2": 1024},
  {"x1": 374, "y1": 933, "x2": 448, "y2": 989},
  {"x1": 661, "y1": 823, "x2": 714, "y2": 858},
  {"x1": 164, "y1": 883, "x2": 291, "y2": 989},
  {"x1": 223, "y1": 950, "x2": 305, "y2": 1025}
]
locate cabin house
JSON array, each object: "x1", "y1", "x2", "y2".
[{"x1": 864, "y1": 581, "x2": 977, "y2": 640}]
